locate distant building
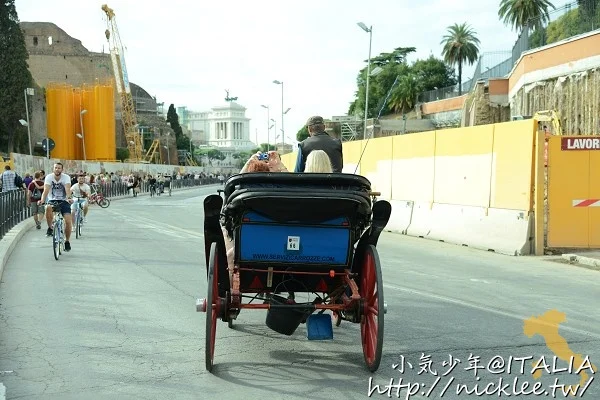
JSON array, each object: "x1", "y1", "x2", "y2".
[{"x1": 178, "y1": 101, "x2": 254, "y2": 150}]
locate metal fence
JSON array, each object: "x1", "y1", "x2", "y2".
[
  {"x1": 0, "y1": 178, "x2": 220, "y2": 240},
  {"x1": 417, "y1": 52, "x2": 512, "y2": 103},
  {"x1": 417, "y1": 0, "x2": 598, "y2": 103},
  {"x1": 0, "y1": 190, "x2": 31, "y2": 240}
]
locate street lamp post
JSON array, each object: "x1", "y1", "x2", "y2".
[
  {"x1": 273, "y1": 80, "x2": 285, "y2": 148},
  {"x1": 260, "y1": 104, "x2": 270, "y2": 151},
  {"x1": 23, "y1": 88, "x2": 34, "y2": 155},
  {"x1": 79, "y1": 109, "x2": 87, "y2": 160},
  {"x1": 357, "y1": 22, "x2": 373, "y2": 139},
  {"x1": 163, "y1": 145, "x2": 171, "y2": 165},
  {"x1": 270, "y1": 119, "x2": 277, "y2": 150}
]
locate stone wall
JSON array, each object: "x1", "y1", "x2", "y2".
[
  {"x1": 510, "y1": 68, "x2": 600, "y2": 135},
  {"x1": 464, "y1": 81, "x2": 511, "y2": 127}
]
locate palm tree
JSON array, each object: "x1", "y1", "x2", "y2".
[
  {"x1": 388, "y1": 74, "x2": 418, "y2": 114},
  {"x1": 498, "y1": 0, "x2": 556, "y2": 32},
  {"x1": 440, "y1": 23, "x2": 480, "y2": 96}
]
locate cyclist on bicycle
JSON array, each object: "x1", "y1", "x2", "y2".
[
  {"x1": 148, "y1": 175, "x2": 157, "y2": 195},
  {"x1": 70, "y1": 173, "x2": 91, "y2": 223},
  {"x1": 38, "y1": 162, "x2": 74, "y2": 251},
  {"x1": 163, "y1": 173, "x2": 172, "y2": 193},
  {"x1": 157, "y1": 174, "x2": 165, "y2": 194}
]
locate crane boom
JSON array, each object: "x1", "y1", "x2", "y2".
[{"x1": 101, "y1": 4, "x2": 144, "y2": 162}]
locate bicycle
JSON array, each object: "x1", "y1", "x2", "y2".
[
  {"x1": 89, "y1": 192, "x2": 110, "y2": 208},
  {"x1": 47, "y1": 200, "x2": 68, "y2": 260},
  {"x1": 73, "y1": 197, "x2": 85, "y2": 239}
]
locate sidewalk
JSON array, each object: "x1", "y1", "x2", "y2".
[{"x1": 561, "y1": 251, "x2": 600, "y2": 270}]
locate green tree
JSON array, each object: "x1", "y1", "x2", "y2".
[
  {"x1": 166, "y1": 104, "x2": 186, "y2": 147},
  {"x1": 578, "y1": 0, "x2": 599, "y2": 24},
  {"x1": 411, "y1": 56, "x2": 457, "y2": 92},
  {"x1": 440, "y1": 23, "x2": 480, "y2": 95},
  {"x1": 248, "y1": 143, "x2": 272, "y2": 153},
  {"x1": 545, "y1": 8, "x2": 583, "y2": 43},
  {"x1": 388, "y1": 73, "x2": 419, "y2": 113},
  {"x1": 349, "y1": 47, "x2": 416, "y2": 118},
  {"x1": 0, "y1": 0, "x2": 34, "y2": 153},
  {"x1": 116, "y1": 147, "x2": 129, "y2": 162},
  {"x1": 297, "y1": 125, "x2": 309, "y2": 142},
  {"x1": 498, "y1": 0, "x2": 555, "y2": 31}
]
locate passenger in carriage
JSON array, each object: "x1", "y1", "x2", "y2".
[
  {"x1": 295, "y1": 116, "x2": 343, "y2": 173},
  {"x1": 240, "y1": 151, "x2": 288, "y2": 173},
  {"x1": 304, "y1": 149, "x2": 333, "y2": 173},
  {"x1": 223, "y1": 151, "x2": 287, "y2": 279}
]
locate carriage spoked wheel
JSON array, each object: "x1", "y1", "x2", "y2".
[
  {"x1": 332, "y1": 311, "x2": 342, "y2": 327},
  {"x1": 360, "y1": 244, "x2": 384, "y2": 372},
  {"x1": 205, "y1": 242, "x2": 220, "y2": 372}
]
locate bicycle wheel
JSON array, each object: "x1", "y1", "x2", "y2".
[
  {"x1": 76, "y1": 209, "x2": 82, "y2": 238},
  {"x1": 98, "y1": 197, "x2": 110, "y2": 208},
  {"x1": 53, "y1": 221, "x2": 60, "y2": 260},
  {"x1": 58, "y1": 221, "x2": 63, "y2": 255}
]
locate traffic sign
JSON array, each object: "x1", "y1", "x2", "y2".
[{"x1": 41, "y1": 138, "x2": 55, "y2": 151}]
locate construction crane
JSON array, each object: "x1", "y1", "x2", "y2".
[{"x1": 101, "y1": 4, "x2": 144, "y2": 162}]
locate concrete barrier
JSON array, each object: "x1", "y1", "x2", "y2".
[
  {"x1": 404, "y1": 203, "x2": 533, "y2": 255},
  {"x1": 387, "y1": 200, "x2": 414, "y2": 234}
]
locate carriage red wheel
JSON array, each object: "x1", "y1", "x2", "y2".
[
  {"x1": 205, "y1": 242, "x2": 219, "y2": 372},
  {"x1": 360, "y1": 245, "x2": 384, "y2": 372}
]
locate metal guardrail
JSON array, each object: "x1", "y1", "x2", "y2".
[
  {"x1": 0, "y1": 178, "x2": 220, "y2": 240},
  {"x1": 0, "y1": 190, "x2": 30, "y2": 240},
  {"x1": 94, "y1": 178, "x2": 220, "y2": 197}
]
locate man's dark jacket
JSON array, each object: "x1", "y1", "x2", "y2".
[{"x1": 294, "y1": 132, "x2": 343, "y2": 173}]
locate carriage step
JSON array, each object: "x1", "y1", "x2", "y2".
[
  {"x1": 306, "y1": 314, "x2": 333, "y2": 340},
  {"x1": 196, "y1": 298, "x2": 207, "y2": 313}
]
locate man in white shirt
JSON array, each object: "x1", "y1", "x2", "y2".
[
  {"x1": 71, "y1": 174, "x2": 91, "y2": 222},
  {"x1": 39, "y1": 162, "x2": 74, "y2": 251}
]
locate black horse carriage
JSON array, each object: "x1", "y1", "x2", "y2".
[{"x1": 197, "y1": 172, "x2": 391, "y2": 372}]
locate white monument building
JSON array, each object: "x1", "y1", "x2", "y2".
[{"x1": 181, "y1": 96, "x2": 255, "y2": 151}]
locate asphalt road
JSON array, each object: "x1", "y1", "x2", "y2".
[{"x1": 1, "y1": 186, "x2": 599, "y2": 399}]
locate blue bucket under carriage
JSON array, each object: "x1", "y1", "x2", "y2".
[{"x1": 237, "y1": 211, "x2": 352, "y2": 266}]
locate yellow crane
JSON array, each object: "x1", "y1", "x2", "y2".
[
  {"x1": 101, "y1": 4, "x2": 144, "y2": 162},
  {"x1": 534, "y1": 110, "x2": 563, "y2": 135}
]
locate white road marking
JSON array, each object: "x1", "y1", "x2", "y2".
[
  {"x1": 107, "y1": 209, "x2": 204, "y2": 239},
  {"x1": 469, "y1": 278, "x2": 490, "y2": 284},
  {"x1": 384, "y1": 283, "x2": 600, "y2": 339}
]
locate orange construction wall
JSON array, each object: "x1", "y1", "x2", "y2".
[
  {"x1": 47, "y1": 80, "x2": 116, "y2": 161},
  {"x1": 547, "y1": 135, "x2": 600, "y2": 248}
]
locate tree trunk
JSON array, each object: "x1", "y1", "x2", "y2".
[
  {"x1": 6, "y1": 126, "x2": 15, "y2": 154},
  {"x1": 458, "y1": 61, "x2": 463, "y2": 96}
]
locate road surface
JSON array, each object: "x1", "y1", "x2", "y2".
[{"x1": 1, "y1": 186, "x2": 598, "y2": 399}]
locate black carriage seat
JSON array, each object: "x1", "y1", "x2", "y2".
[{"x1": 222, "y1": 172, "x2": 374, "y2": 227}]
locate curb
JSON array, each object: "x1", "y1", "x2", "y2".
[
  {"x1": 0, "y1": 218, "x2": 36, "y2": 282},
  {"x1": 561, "y1": 253, "x2": 600, "y2": 268}
]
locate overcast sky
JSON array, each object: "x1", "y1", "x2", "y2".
[{"x1": 14, "y1": 0, "x2": 551, "y2": 145}]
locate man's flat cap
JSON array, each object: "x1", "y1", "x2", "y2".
[{"x1": 306, "y1": 116, "x2": 324, "y2": 126}]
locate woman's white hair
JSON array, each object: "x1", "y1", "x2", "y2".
[{"x1": 305, "y1": 150, "x2": 333, "y2": 173}]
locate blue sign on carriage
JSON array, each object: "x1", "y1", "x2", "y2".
[{"x1": 239, "y1": 216, "x2": 350, "y2": 265}]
